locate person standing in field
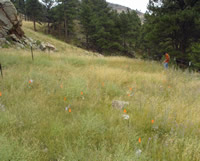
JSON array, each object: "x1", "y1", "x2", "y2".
[{"x1": 163, "y1": 53, "x2": 170, "y2": 69}]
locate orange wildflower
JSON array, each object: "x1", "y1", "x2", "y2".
[{"x1": 139, "y1": 137, "x2": 141, "y2": 143}]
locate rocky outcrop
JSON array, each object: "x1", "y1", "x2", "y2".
[
  {"x1": 0, "y1": 0, "x2": 24, "y2": 38},
  {"x1": 0, "y1": 0, "x2": 57, "y2": 52}
]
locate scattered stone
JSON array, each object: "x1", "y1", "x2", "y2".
[
  {"x1": 15, "y1": 42, "x2": 24, "y2": 49},
  {"x1": 40, "y1": 42, "x2": 46, "y2": 51},
  {"x1": 46, "y1": 43, "x2": 56, "y2": 51},
  {"x1": 43, "y1": 148, "x2": 48, "y2": 153},
  {"x1": 136, "y1": 149, "x2": 142, "y2": 156},
  {"x1": 5, "y1": 40, "x2": 11, "y2": 45},
  {"x1": 112, "y1": 100, "x2": 129, "y2": 110},
  {"x1": 0, "y1": 38, "x2": 6, "y2": 45},
  {"x1": 10, "y1": 34, "x2": 21, "y2": 42},
  {"x1": 39, "y1": 42, "x2": 56, "y2": 52},
  {"x1": 0, "y1": 104, "x2": 6, "y2": 111},
  {"x1": 122, "y1": 114, "x2": 130, "y2": 120}
]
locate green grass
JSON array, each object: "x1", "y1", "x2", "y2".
[{"x1": 0, "y1": 22, "x2": 200, "y2": 161}]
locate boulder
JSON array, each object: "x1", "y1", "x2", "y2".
[
  {"x1": 10, "y1": 33, "x2": 21, "y2": 42},
  {"x1": 46, "y1": 43, "x2": 56, "y2": 51},
  {"x1": 40, "y1": 42, "x2": 46, "y2": 51},
  {"x1": 0, "y1": 0, "x2": 24, "y2": 38},
  {"x1": 0, "y1": 37, "x2": 6, "y2": 45},
  {"x1": 15, "y1": 42, "x2": 24, "y2": 49},
  {"x1": 40, "y1": 42, "x2": 56, "y2": 52},
  {"x1": 112, "y1": 100, "x2": 129, "y2": 110}
]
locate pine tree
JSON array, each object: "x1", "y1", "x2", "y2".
[
  {"x1": 42, "y1": 0, "x2": 55, "y2": 34},
  {"x1": 142, "y1": 0, "x2": 200, "y2": 60},
  {"x1": 58, "y1": 0, "x2": 79, "y2": 42},
  {"x1": 11, "y1": 0, "x2": 26, "y2": 14},
  {"x1": 117, "y1": 9, "x2": 141, "y2": 56},
  {"x1": 26, "y1": 0, "x2": 43, "y2": 31}
]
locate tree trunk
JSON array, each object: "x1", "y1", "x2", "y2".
[
  {"x1": 33, "y1": 19, "x2": 36, "y2": 31},
  {"x1": 64, "y1": 18, "x2": 68, "y2": 42},
  {"x1": 86, "y1": 34, "x2": 89, "y2": 49},
  {"x1": 48, "y1": 22, "x2": 50, "y2": 34},
  {"x1": 123, "y1": 35, "x2": 126, "y2": 52}
]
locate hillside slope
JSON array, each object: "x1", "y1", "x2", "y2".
[
  {"x1": 0, "y1": 22, "x2": 200, "y2": 161},
  {"x1": 108, "y1": 2, "x2": 145, "y2": 22}
]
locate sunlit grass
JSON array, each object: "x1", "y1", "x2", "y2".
[{"x1": 0, "y1": 21, "x2": 200, "y2": 161}]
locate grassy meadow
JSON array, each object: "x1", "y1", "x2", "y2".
[{"x1": 0, "y1": 22, "x2": 200, "y2": 161}]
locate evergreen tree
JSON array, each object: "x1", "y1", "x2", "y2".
[
  {"x1": 142, "y1": 0, "x2": 200, "y2": 61},
  {"x1": 42, "y1": 0, "x2": 55, "y2": 34},
  {"x1": 26, "y1": 0, "x2": 44, "y2": 31},
  {"x1": 80, "y1": 0, "x2": 141, "y2": 55},
  {"x1": 58, "y1": 0, "x2": 79, "y2": 42},
  {"x1": 118, "y1": 9, "x2": 141, "y2": 55},
  {"x1": 11, "y1": 0, "x2": 26, "y2": 14}
]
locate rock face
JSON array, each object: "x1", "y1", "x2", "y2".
[
  {"x1": 0, "y1": 0, "x2": 57, "y2": 52},
  {"x1": 0, "y1": 0, "x2": 24, "y2": 38}
]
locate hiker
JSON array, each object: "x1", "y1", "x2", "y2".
[{"x1": 163, "y1": 52, "x2": 170, "y2": 69}]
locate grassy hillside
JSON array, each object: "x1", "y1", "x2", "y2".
[{"x1": 0, "y1": 22, "x2": 200, "y2": 161}]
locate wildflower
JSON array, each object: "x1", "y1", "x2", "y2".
[
  {"x1": 81, "y1": 92, "x2": 83, "y2": 95},
  {"x1": 124, "y1": 109, "x2": 127, "y2": 113},
  {"x1": 0, "y1": 92, "x2": 2, "y2": 96},
  {"x1": 65, "y1": 105, "x2": 70, "y2": 111},
  {"x1": 151, "y1": 120, "x2": 155, "y2": 124},
  {"x1": 64, "y1": 97, "x2": 67, "y2": 101},
  {"x1": 29, "y1": 80, "x2": 33, "y2": 84},
  {"x1": 139, "y1": 137, "x2": 141, "y2": 143}
]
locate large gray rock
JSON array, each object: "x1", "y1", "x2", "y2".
[
  {"x1": 0, "y1": 37, "x2": 6, "y2": 44},
  {"x1": 0, "y1": 0, "x2": 24, "y2": 38},
  {"x1": 46, "y1": 43, "x2": 56, "y2": 51},
  {"x1": 112, "y1": 100, "x2": 129, "y2": 110},
  {"x1": 40, "y1": 42, "x2": 57, "y2": 52}
]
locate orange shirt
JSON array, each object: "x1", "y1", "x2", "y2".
[{"x1": 165, "y1": 53, "x2": 170, "y2": 63}]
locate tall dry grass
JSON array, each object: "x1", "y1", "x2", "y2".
[{"x1": 0, "y1": 22, "x2": 200, "y2": 161}]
